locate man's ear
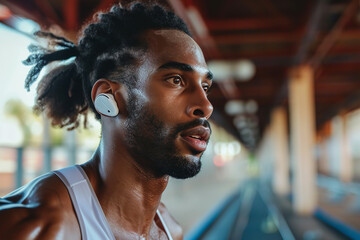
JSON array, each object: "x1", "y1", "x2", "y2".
[{"x1": 91, "y1": 79, "x2": 128, "y2": 116}]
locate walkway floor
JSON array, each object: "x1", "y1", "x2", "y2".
[
  {"x1": 317, "y1": 186, "x2": 360, "y2": 231},
  {"x1": 172, "y1": 177, "x2": 358, "y2": 240},
  {"x1": 273, "y1": 190, "x2": 350, "y2": 240}
]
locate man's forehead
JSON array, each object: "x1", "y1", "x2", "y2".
[
  {"x1": 144, "y1": 29, "x2": 207, "y2": 70},
  {"x1": 146, "y1": 29, "x2": 192, "y2": 43}
]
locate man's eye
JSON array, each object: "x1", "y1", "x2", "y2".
[
  {"x1": 202, "y1": 84, "x2": 211, "y2": 93},
  {"x1": 166, "y1": 76, "x2": 183, "y2": 86}
]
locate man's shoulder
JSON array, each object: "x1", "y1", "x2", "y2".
[
  {"x1": 0, "y1": 199, "x2": 66, "y2": 239},
  {"x1": 0, "y1": 171, "x2": 79, "y2": 239},
  {"x1": 2, "y1": 171, "x2": 67, "y2": 208}
]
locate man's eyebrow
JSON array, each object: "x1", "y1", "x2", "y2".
[
  {"x1": 158, "y1": 61, "x2": 194, "y2": 71},
  {"x1": 206, "y1": 71, "x2": 214, "y2": 81},
  {"x1": 158, "y1": 61, "x2": 213, "y2": 81}
]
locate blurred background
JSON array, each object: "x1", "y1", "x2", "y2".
[{"x1": 0, "y1": 0, "x2": 360, "y2": 239}]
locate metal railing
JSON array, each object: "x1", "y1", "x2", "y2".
[{"x1": 0, "y1": 145, "x2": 93, "y2": 194}]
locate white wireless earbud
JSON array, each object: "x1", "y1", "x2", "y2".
[{"x1": 94, "y1": 93, "x2": 119, "y2": 117}]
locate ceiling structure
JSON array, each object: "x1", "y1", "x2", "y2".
[{"x1": 1, "y1": 0, "x2": 360, "y2": 150}]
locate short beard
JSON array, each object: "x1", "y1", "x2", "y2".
[{"x1": 124, "y1": 92, "x2": 210, "y2": 179}]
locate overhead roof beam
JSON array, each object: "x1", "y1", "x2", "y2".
[
  {"x1": 214, "y1": 32, "x2": 301, "y2": 44},
  {"x1": 294, "y1": 0, "x2": 328, "y2": 65},
  {"x1": 206, "y1": 17, "x2": 291, "y2": 31},
  {"x1": 34, "y1": 0, "x2": 61, "y2": 26},
  {"x1": 317, "y1": 89, "x2": 360, "y2": 126},
  {"x1": 212, "y1": 29, "x2": 360, "y2": 46},
  {"x1": 309, "y1": 0, "x2": 359, "y2": 127},
  {"x1": 167, "y1": 0, "x2": 220, "y2": 58},
  {"x1": 309, "y1": 0, "x2": 358, "y2": 68},
  {"x1": 63, "y1": 0, "x2": 78, "y2": 31},
  {"x1": 273, "y1": 0, "x2": 328, "y2": 108}
]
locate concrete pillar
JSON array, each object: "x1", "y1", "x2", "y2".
[
  {"x1": 338, "y1": 114, "x2": 352, "y2": 182},
  {"x1": 271, "y1": 107, "x2": 290, "y2": 196},
  {"x1": 288, "y1": 65, "x2": 317, "y2": 215},
  {"x1": 257, "y1": 126, "x2": 273, "y2": 185},
  {"x1": 318, "y1": 123, "x2": 330, "y2": 175}
]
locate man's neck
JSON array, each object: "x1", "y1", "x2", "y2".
[{"x1": 81, "y1": 140, "x2": 169, "y2": 237}]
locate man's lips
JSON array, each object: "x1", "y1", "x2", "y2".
[{"x1": 180, "y1": 126, "x2": 211, "y2": 152}]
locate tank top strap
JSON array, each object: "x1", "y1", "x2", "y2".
[
  {"x1": 156, "y1": 209, "x2": 174, "y2": 240},
  {"x1": 55, "y1": 165, "x2": 173, "y2": 240},
  {"x1": 54, "y1": 165, "x2": 116, "y2": 240}
]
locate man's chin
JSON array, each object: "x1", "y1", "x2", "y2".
[{"x1": 166, "y1": 154, "x2": 202, "y2": 179}]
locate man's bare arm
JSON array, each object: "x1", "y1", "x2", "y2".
[
  {"x1": 0, "y1": 203, "x2": 63, "y2": 239},
  {"x1": 0, "y1": 174, "x2": 80, "y2": 240}
]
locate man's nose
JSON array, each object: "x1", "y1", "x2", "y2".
[{"x1": 186, "y1": 86, "x2": 213, "y2": 119}]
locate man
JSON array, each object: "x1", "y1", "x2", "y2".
[{"x1": 0, "y1": 2, "x2": 213, "y2": 240}]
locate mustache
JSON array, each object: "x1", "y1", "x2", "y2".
[{"x1": 174, "y1": 118, "x2": 212, "y2": 135}]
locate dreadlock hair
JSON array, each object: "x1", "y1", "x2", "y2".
[{"x1": 23, "y1": 2, "x2": 190, "y2": 130}]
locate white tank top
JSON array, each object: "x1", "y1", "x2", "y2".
[{"x1": 54, "y1": 165, "x2": 173, "y2": 240}]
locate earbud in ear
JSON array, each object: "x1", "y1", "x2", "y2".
[{"x1": 94, "y1": 93, "x2": 119, "y2": 117}]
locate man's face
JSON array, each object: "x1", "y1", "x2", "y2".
[{"x1": 124, "y1": 29, "x2": 213, "y2": 179}]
